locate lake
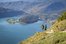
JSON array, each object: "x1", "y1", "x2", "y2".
[{"x1": 0, "y1": 18, "x2": 47, "y2": 44}]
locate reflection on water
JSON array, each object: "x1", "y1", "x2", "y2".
[{"x1": 0, "y1": 18, "x2": 44, "y2": 44}]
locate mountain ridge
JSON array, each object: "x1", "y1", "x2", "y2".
[{"x1": 0, "y1": 7, "x2": 30, "y2": 18}]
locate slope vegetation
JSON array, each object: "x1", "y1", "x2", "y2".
[{"x1": 20, "y1": 12, "x2": 66, "y2": 44}]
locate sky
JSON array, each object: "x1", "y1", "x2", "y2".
[{"x1": 0, "y1": 0, "x2": 36, "y2": 2}]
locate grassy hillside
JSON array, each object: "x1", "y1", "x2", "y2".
[
  {"x1": 19, "y1": 12, "x2": 66, "y2": 44},
  {"x1": 57, "y1": 12, "x2": 66, "y2": 22}
]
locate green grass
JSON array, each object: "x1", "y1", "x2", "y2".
[{"x1": 20, "y1": 32, "x2": 66, "y2": 44}]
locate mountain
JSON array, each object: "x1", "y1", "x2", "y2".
[
  {"x1": 0, "y1": 1, "x2": 41, "y2": 11},
  {"x1": 20, "y1": 12, "x2": 66, "y2": 44},
  {"x1": 41, "y1": 1, "x2": 66, "y2": 14},
  {"x1": 0, "y1": 0, "x2": 66, "y2": 20},
  {"x1": 0, "y1": 7, "x2": 30, "y2": 18},
  {"x1": 0, "y1": 0, "x2": 66, "y2": 13}
]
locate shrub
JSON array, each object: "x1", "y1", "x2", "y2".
[{"x1": 58, "y1": 12, "x2": 66, "y2": 22}]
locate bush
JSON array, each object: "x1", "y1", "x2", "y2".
[{"x1": 58, "y1": 12, "x2": 66, "y2": 22}]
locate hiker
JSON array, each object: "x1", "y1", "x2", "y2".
[
  {"x1": 45, "y1": 24, "x2": 47, "y2": 30},
  {"x1": 41, "y1": 24, "x2": 47, "y2": 31},
  {"x1": 41, "y1": 24, "x2": 44, "y2": 30}
]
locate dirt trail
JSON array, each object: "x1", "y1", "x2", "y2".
[{"x1": 46, "y1": 30, "x2": 54, "y2": 33}]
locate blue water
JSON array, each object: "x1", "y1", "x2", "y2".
[{"x1": 0, "y1": 18, "x2": 44, "y2": 44}]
